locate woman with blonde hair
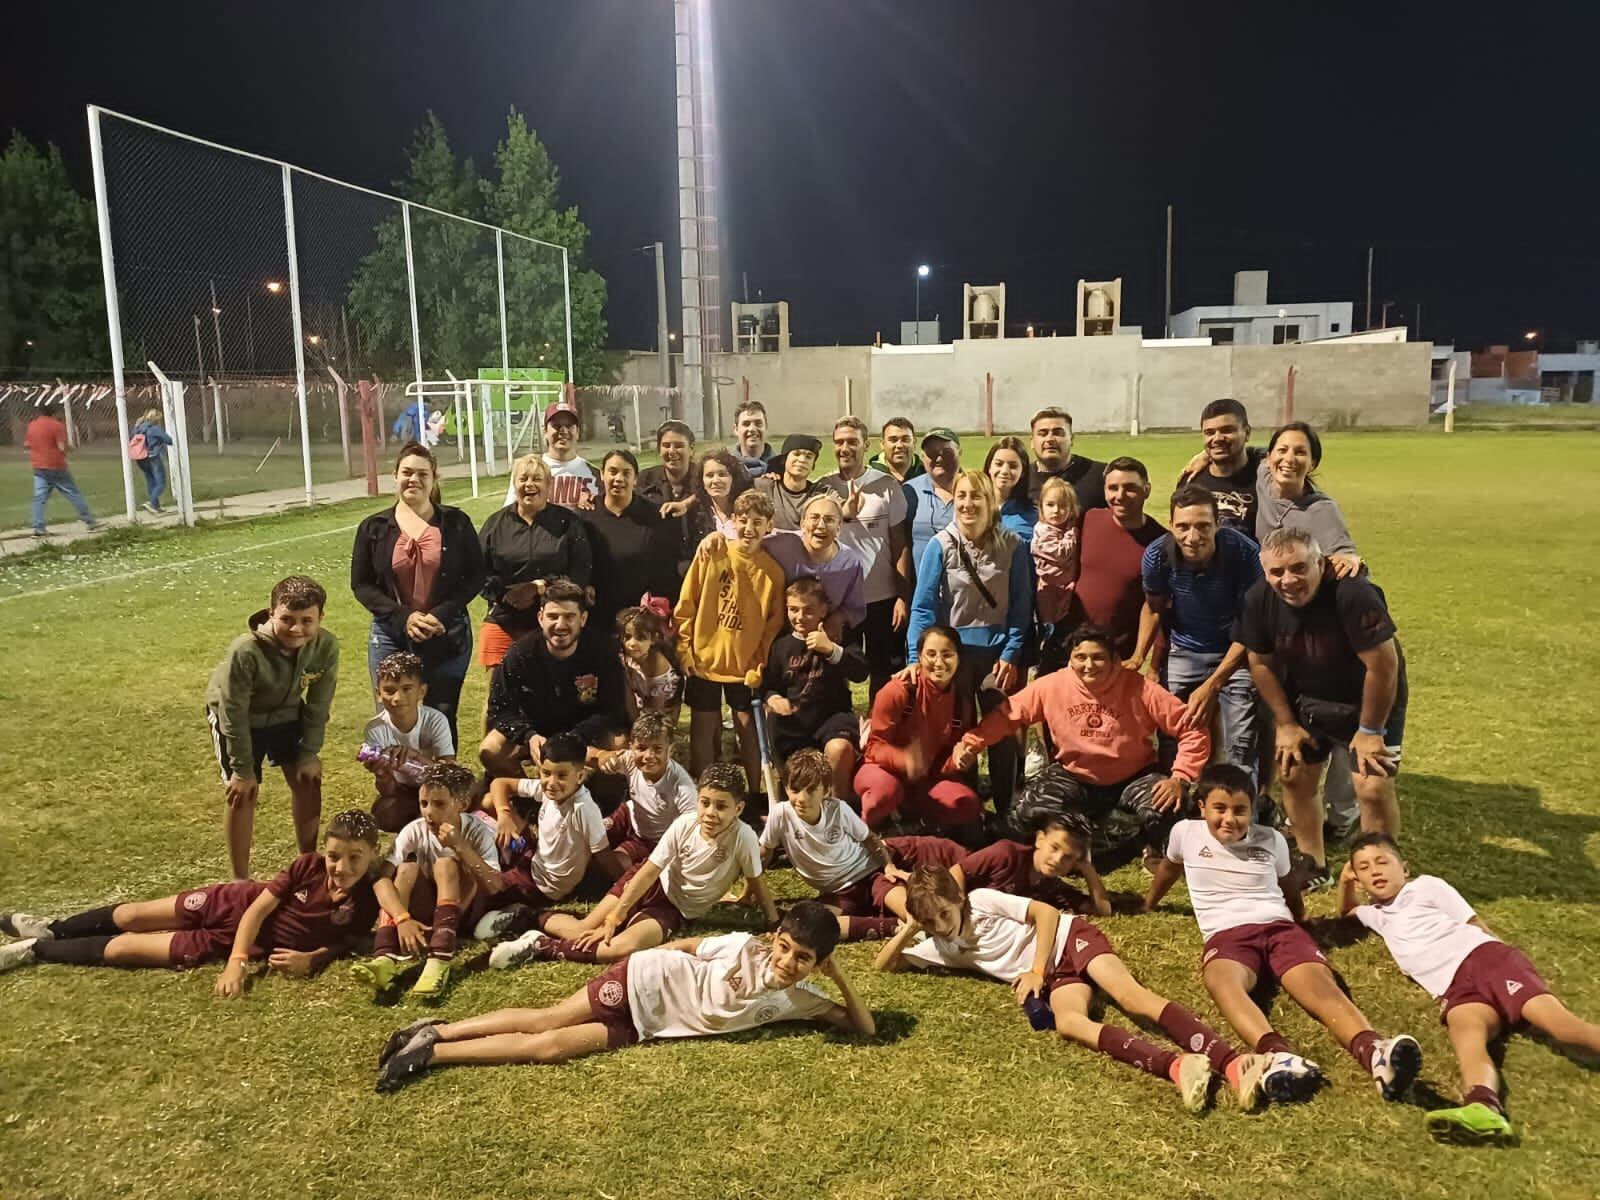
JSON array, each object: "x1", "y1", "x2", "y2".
[{"x1": 130, "y1": 407, "x2": 174, "y2": 514}]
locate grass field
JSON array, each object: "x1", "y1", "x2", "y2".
[{"x1": 2, "y1": 428, "x2": 1598, "y2": 1200}]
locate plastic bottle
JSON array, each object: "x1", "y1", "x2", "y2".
[
  {"x1": 356, "y1": 743, "x2": 431, "y2": 786},
  {"x1": 1024, "y1": 993, "x2": 1055, "y2": 1032}
]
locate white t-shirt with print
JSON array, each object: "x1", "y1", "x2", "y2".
[
  {"x1": 1353, "y1": 874, "x2": 1500, "y2": 999},
  {"x1": 759, "y1": 798, "x2": 876, "y2": 895},
  {"x1": 513, "y1": 779, "x2": 609, "y2": 900},
  {"x1": 503, "y1": 454, "x2": 597, "y2": 509},
  {"x1": 390, "y1": 812, "x2": 500, "y2": 874},
  {"x1": 647, "y1": 812, "x2": 763, "y2": 920},
  {"x1": 1165, "y1": 820, "x2": 1293, "y2": 941},
  {"x1": 902, "y1": 888, "x2": 1074, "y2": 984},
  {"x1": 363, "y1": 706, "x2": 455, "y2": 758},
  {"x1": 818, "y1": 467, "x2": 909, "y2": 604},
  {"x1": 623, "y1": 931, "x2": 834, "y2": 1040},
  {"x1": 625, "y1": 761, "x2": 699, "y2": 842}
]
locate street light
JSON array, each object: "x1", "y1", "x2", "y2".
[
  {"x1": 1524, "y1": 330, "x2": 1539, "y2": 341},
  {"x1": 265, "y1": 280, "x2": 284, "y2": 295},
  {"x1": 914, "y1": 264, "x2": 931, "y2": 345}
]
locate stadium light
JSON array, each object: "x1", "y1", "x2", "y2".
[
  {"x1": 265, "y1": 280, "x2": 284, "y2": 295},
  {"x1": 914, "y1": 264, "x2": 932, "y2": 344},
  {"x1": 1524, "y1": 330, "x2": 1538, "y2": 341}
]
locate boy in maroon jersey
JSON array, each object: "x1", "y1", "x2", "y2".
[
  {"x1": 960, "y1": 808, "x2": 1112, "y2": 916},
  {"x1": 0, "y1": 812, "x2": 410, "y2": 998}
]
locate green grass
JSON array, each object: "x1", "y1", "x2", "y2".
[
  {"x1": 1432, "y1": 403, "x2": 1600, "y2": 431},
  {"x1": 3, "y1": 429, "x2": 1600, "y2": 1200}
]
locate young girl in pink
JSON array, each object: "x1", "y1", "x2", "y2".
[
  {"x1": 1031, "y1": 477, "x2": 1080, "y2": 627},
  {"x1": 616, "y1": 605, "x2": 683, "y2": 728}
]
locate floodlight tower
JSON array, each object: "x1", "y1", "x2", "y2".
[{"x1": 674, "y1": 0, "x2": 725, "y2": 436}]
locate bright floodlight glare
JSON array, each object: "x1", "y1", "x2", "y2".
[
  {"x1": 917, "y1": 264, "x2": 931, "y2": 278},
  {"x1": 265, "y1": 280, "x2": 284, "y2": 294},
  {"x1": 1524, "y1": 330, "x2": 1538, "y2": 340}
]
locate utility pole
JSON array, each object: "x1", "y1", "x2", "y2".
[
  {"x1": 1365, "y1": 246, "x2": 1374, "y2": 330},
  {"x1": 654, "y1": 240, "x2": 671, "y2": 387},
  {"x1": 1163, "y1": 204, "x2": 1174, "y2": 339}
]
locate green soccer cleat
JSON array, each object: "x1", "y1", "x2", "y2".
[
  {"x1": 1426, "y1": 1102, "x2": 1513, "y2": 1145},
  {"x1": 351, "y1": 955, "x2": 419, "y2": 1000},
  {"x1": 408, "y1": 957, "x2": 452, "y2": 1002}
]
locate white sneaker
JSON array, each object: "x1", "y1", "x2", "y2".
[
  {"x1": 473, "y1": 907, "x2": 527, "y2": 942},
  {"x1": 0, "y1": 938, "x2": 38, "y2": 972},
  {"x1": 1024, "y1": 749, "x2": 1048, "y2": 781},
  {"x1": 0, "y1": 912, "x2": 54, "y2": 940},
  {"x1": 1370, "y1": 1033, "x2": 1422, "y2": 1101},
  {"x1": 488, "y1": 928, "x2": 549, "y2": 970},
  {"x1": 1176, "y1": 1052, "x2": 1212, "y2": 1113},
  {"x1": 1261, "y1": 1052, "x2": 1324, "y2": 1103}
]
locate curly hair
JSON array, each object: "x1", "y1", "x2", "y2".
[{"x1": 697, "y1": 760, "x2": 749, "y2": 804}]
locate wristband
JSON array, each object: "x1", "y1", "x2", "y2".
[
  {"x1": 1356, "y1": 725, "x2": 1386, "y2": 737},
  {"x1": 390, "y1": 911, "x2": 413, "y2": 925}
]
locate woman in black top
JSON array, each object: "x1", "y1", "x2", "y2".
[
  {"x1": 581, "y1": 448, "x2": 677, "y2": 633},
  {"x1": 478, "y1": 453, "x2": 594, "y2": 669},
  {"x1": 351, "y1": 441, "x2": 485, "y2": 742}
]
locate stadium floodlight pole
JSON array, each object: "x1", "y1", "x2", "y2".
[
  {"x1": 495, "y1": 228, "x2": 510, "y2": 475},
  {"x1": 562, "y1": 247, "x2": 575, "y2": 392},
  {"x1": 282, "y1": 165, "x2": 314, "y2": 504},
  {"x1": 86, "y1": 105, "x2": 137, "y2": 522},
  {"x1": 402, "y1": 202, "x2": 426, "y2": 448}
]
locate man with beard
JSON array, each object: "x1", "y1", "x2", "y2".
[{"x1": 1025, "y1": 408, "x2": 1106, "y2": 513}]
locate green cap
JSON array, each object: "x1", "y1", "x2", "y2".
[{"x1": 922, "y1": 427, "x2": 960, "y2": 448}]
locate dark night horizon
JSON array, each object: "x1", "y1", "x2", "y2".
[{"x1": 6, "y1": 0, "x2": 1598, "y2": 355}]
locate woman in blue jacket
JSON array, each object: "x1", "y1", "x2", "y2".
[{"x1": 131, "y1": 408, "x2": 174, "y2": 514}]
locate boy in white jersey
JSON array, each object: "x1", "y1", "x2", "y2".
[
  {"x1": 374, "y1": 900, "x2": 875, "y2": 1091},
  {"x1": 877, "y1": 863, "x2": 1271, "y2": 1112},
  {"x1": 362, "y1": 651, "x2": 457, "y2": 832},
  {"x1": 475, "y1": 733, "x2": 608, "y2": 936},
  {"x1": 1145, "y1": 764, "x2": 1421, "y2": 1104},
  {"x1": 1343, "y1": 831, "x2": 1600, "y2": 1144},
  {"x1": 756, "y1": 749, "x2": 900, "y2": 941},
  {"x1": 489, "y1": 762, "x2": 779, "y2": 967},
  {"x1": 593, "y1": 713, "x2": 698, "y2": 879}
]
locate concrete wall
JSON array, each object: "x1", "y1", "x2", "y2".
[
  {"x1": 711, "y1": 346, "x2": 872, "y2": 436},
  {"x1": 1231, "y1": 342, "x2": 1431, "y2": 429},
  {"x1": 1136, "y1": 344, "x2": 1233, "y2": 429}
]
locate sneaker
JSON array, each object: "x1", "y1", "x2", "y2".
[
  {"x1": 0, "y1": 938, "x2": 38, "y2": 972},
  {"x1": 375, "y1": 1025, "x2": 440, "y2": 1093},
  {"x1": 1370, "y1": 1033, "x2": 1423, "y2": 1101},
  {"x1": 140, "y1": 502, "x2": 158, "y2": 515},
  {"x1": 378, "y1": 1018, "x2": 443, "y2": 1069},
  {"x1": 1024, "y1": 749, "x2": 1048, "y2": 781},
  {"x1": 350, "y1": 955, "x2": 418, "y2": 1000},
  {"x1": 1290, "y1": 852, "x2": 1332, "y2": 892},
  {"x1": 1425, "y1": 1102, "x2": 1513, "y2": 1145},
  {"x1": 1261, "y1": 1052, "x2": 1324, "y2": 1104},
  {"x1": 1228, "y1": 1052, "x2": 1270, "y2": 1112},
  {"x1": 85, "y1": 521, "x2": 102, "y2": 532},
  {"x1": 1176, "y1": 1053, "x2": 1212, "y2": 1113},
  {"x1": 473, "y1": 905, "x2": 534, "y2": 942},
  {"x1": 0, "y1": 912, "x2": 54, "y2": 940},
  {"x1": 408, "y1": 957, "x2": 452, "y2": 1002},
  {"x1": 488, "y1": 928, "x2": 549, "y2": 970}
]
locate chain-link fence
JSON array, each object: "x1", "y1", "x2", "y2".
[{"x1": 83, "y1": 106, "x2": 573, "y2": 527}]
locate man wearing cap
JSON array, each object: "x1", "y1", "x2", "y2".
[
  {"x1": 756, "y1": 434, "x2": 838, "y2": 531},
  {"x1": 903, "y1": 428, "x2": 961, "y2": 575},
  {"x1": 733, "y1": 399, "x2": 774, "y2": 480},
  {"x1": 868, "y1": 416, "x2": 925, "y2": 483},
  {"x1": 502, "y1": 401, "x2": 597, "y2": 510},
  {"x1": 1025, "y1": 407, "x2": 1106, "y2": 513},
  {"x1": 636, "y1": 418, "x2": 698, "y2": 576}
]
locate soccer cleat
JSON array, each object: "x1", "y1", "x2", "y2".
[
  {"x1": 1370, "y1": 1033, "x2": 1423, "y2": 1101},
  {"x1": 378, "y1": 1018, "x2": 443, "y2": 1069},
  {"x1": 473, "y1": 905, "x2": 533, "y2": 942},
  {"x1": 1229, "y1": 1052, "x2": 1271, "y2": 1112},
  {"x1": 408, "y1": 957, "x2": 452, "y2": 1002},
  {"x1": 1290, "y1": 853, "x2": 1332, "y2": 892},
  {"x1": 488, "y1": 928, "x2": 550, "y2": 970},
  {"x1": 350, "y1": 955, "x2": 419, "y2": 1000},
  {"x1": 0, "y1": 912, "x2": 54, "y2": 940},
  {"x1": 1176, "y1": 1053, "x2": 1212, "y2": 1114},
  {"x1": 1425, "y1": 1102, "x2": 1513, "y2": 1145},
  {"x1": 0, "y1": 938, "x2": 38, "y2": 972},
  {"x1": 1261, "y1": 1052, "x2": 1324, "y2": 1103},
  {"x1": 376, "y1": 1026, "x2": 440, "y2": 1093}
]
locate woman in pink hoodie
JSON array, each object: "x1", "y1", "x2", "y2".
[{"x1": 955, "y1": 625, "x2": 1209, "y2": 868}]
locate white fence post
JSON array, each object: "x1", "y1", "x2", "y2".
[
  {"x1": 402, "y1": 202, "x2": 426, "y2": 444},
  {"x1": 282, "y1": 165, "x2": 314, "y2": 504},
  {"x1": 87, "y1": 105, "x2": 138, "y2": 522},
  {"x1": 561, "y1": 247, "x2": 575, "y2": 391},
  {"x1": 211, "y1": 380, "x2": 225, "y2": 452},
  {"x1": 496, "y1": 228, "x2": 512, "y2": 477},
  {"x1": 465, "y1": 381, "x2": 480, "y2": 499}
]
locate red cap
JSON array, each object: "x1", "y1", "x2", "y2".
[{"x1": 544, "y1": 401, "x2": 580, "y2": 426}]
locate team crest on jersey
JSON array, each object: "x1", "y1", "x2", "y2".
[
  {"x1": 575, "y1": 674, "x2": 599, "y2": 704},
  {"x1": 1190, "y1": 1034, "x2": 1206, "y2": 1051},
  {"x1": 1245, "y1": 848, "x2": 1272, "y2": 863},
  {"x1": 183, "y1": 891, "x2": 208, "y2": 912},
  {"x1": 753, "y1": 1002, "x2": 780, "y2": 1025},
  {"x1": 1506, "y1": 980, "x2": 1522, "y2": 996},
  {"x1": 712, "y1": 846, "x2": 729, "y2": 863},
  {"x1": 598, "y1": 979, "x2": 626, "y2": 1008},
  {"x1": 294, "y1": 889, "x2": 310, "y2": 904}
]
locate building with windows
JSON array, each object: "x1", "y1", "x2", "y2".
[{"x1": 1168, "y1": 271, "x2": 1354, "y2": 346}]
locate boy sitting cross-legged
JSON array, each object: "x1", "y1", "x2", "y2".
[
  {"x1": 487, "y1": 761, "x2": 778, "y2": 968},
  {"x1": 1145, "y1": 763, "x2": 1422, "y2": 1104},
  {"x1": 876, "y1": 864, "x2": 1272, "y2": 1113},
  {"x1": 374, "y1": 900, "x2": 875, "y2": 1092},
  {"x1": 1342, "y1": 832, "x2": 1600, "y2": 1144}
]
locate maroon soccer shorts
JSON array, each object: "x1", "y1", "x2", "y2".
[
  {"x1": 815, "y1": 874, "x2": 879, "y2": 917},
  {"x1": 1440, "y1": 941, "x2": 1550, "y2": 1027},
  {"x1": 585, "y1": 959, "x2": 642, "y2": 1048},
  {"x1": 169, "y1": 881, "x2": 268, "y2": 968},
  {"x1": 605, "y1": 806, "x2": 658, "y2": 866},
  {"x1": 606, "y1": 864, "x2": 687, "y2": 939},
  {"x1": 1043, "y1": 919, "x2": 1115, "y2": 992},
  {"x1": 1201, "y1": 920, "x2": 1326, "y2": 982}
]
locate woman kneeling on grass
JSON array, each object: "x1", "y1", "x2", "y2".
[{"x1": 0, "y1": 812, "x2": 411, "y2": 998}]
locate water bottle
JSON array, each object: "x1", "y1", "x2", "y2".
[
  {"x1": 356, "y1": 743, "x2": 430, "y2": 786},
  {"x1": 1024, "y1": 993, "x2": 1055, "y2": 1032}
]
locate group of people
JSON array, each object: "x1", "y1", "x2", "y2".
[{"x1": 3, "y1": 397, "x2": 1595, "y2": 1147}]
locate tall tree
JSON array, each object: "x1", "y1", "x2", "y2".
[
  {"x1": 0, "y1": 132, "x2": 105, "y2": 377},
  {"x1": 346, "y1": 111, "x2": 607, "y2": 384}
]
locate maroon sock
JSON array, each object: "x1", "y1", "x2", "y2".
[
  {"x1": 373, "y1": 923, "x2": 401, "y2": 957},
  {"x1": 543, "y1": 937, "x2": 599, "y2": 964},
  {"x1": 1096, "y1": 1024, "x2": 1179, "y2": 1080},
  {"x1": 1158, "y1": 1002, "x2": 1238, "y2": 1073},
  {"x1": 1255, "y1": 1030, "x2": 1295, "y2": 1056},
  {"x1": 842, "y1": 916, "x2": 900, "y2": 941},
  {"x1": 1464, "y1": 1085, "x2": 1504, "y2": 1115},
  {"x1": 428, "y1": 903, "x2": 459, "y2": 960},
  {"x1": 1348, "y1": 1029, "x2": 1381, "y2": 1072}
]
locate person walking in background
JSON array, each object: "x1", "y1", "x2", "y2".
[
  {"x1": 129, "y1": 408, "x2": 174, "y2": 515},
  {"x1": 25, "y1": 401, "x2": 99, "y2": 536}
]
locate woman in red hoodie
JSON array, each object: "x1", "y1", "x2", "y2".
[
  {"x1": 955, "y1": 625, "x2": 1209, "y2": 869},
  {"x1": 855, "y1": 625, "x2": 982, "y2": 833}
]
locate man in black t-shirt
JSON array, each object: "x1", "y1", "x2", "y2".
[
  {"x1": 1176, "y1": 398, "x2": 1264, "y2": 538},
  {"x1": 1025, "y1": 407, "x2": 1107, "y2": 512},
  {"x1": 1233, "y1": 526, "x2": 1406, "y2": 887}
]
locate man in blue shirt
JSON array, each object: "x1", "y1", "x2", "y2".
[
  {"x1": 903, "y1": 428, "x2": 961, "y2": 580},
  {"x1": 1140, "y1": 483, "x2": 1263, "y2": 781}
]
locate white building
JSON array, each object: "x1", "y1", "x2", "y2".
[{"x1": 1168, "y1": 270, "x2": 1355, "y2": 346}]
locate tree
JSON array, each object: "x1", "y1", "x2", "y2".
[
  {"x1": 346, "y1": 111, "x2": 607, "y2": 384},
  {"x1": 0, "y1": 132, "x2": 106, "y2": 377}
]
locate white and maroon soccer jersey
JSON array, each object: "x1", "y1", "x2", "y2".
[
  {"x1": 901, "y1": 888, "x2": 1074, "y2": 984},
  {"x1": 759, "y1": 798, "x2": 877, "y2": 895},
  {"x1": 390, "y1": 812, "x2": 502, "y2": 875},
  {"x1": 648, "y1": 812, "x2": 764, "y2": 920},
  {"x1": 1165, "y1": 820, "x2": 1293, "y2": 941},
  {"x1": 1353, "y1": 874, "x2": 1500, "y2": 999},
  {"x1": 511, "y1": 779, "x2": 608, "y2": 901},
  {"x1": 623, "y1": 932, "x2": 834, "y2": 1040},
  {"x1": 624, "y1": 760, "x2": 698, "y2": 842}
]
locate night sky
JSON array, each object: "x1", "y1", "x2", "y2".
[{"x1": 6, "y1": 0, "x2": 1598, "y2": 353}]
